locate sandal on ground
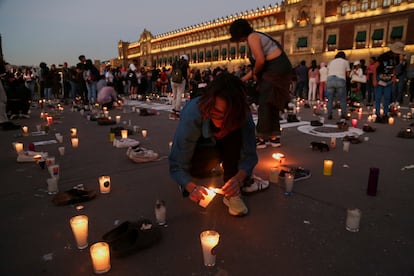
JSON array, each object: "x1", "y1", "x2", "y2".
[
  {"x1": 102, "y1": 219, "x2": 162, "y2": 257},
  {"x1": 52, "y1": 188, "x2": 97, "y2": 206},
  {"x1": 241, "y1": 175, "x2": 270, "y2": 194}
]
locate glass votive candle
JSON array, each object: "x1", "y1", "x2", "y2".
[
  {"x1": 323, "y1": 160, "x2": 333, "y2": 176},
  {"x1": 70, "y1": 128, "x2": 77, "y2": 137},
  {"x1": 70, "y1": 215, "x2": 89, "y2": 249},
  {"x1": 351, "y1": 119, "x2": 357, "y2": 128},
  {"x1": 71, "y1": 137, "x2": 79, "y2": 148},
  {"x1": 284, "y1": 172, "x2": 294, "y2": 195},
  {"x1": 14, "y1": 142, "x2": 24, "y2": 153},
  {"x1": 98, "y1": 176, "x2": 111, "y2": 194},
  {"x1": 141, "y1": 129, "x2": 148, "y2": 138},
  {"x1": 346, "y1": 208, "x2": 361, "y2": 232},
  {"x1": 200, "y1": 230, "x2": 220, "y2": 267},
  {"x1": 121, "y1": 129, "x2": 128, "y2": 139},
  {"x1": 115, "y1": 115, "x2": 121, "y2": 124},
  {"x1": 22, "y1": 126, "x2": 29, "y2": 136},
  {"x1": 90, "y1": 242, "x2": 111, "y2": 274}
]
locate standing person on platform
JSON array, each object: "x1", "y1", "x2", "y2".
[
  {"x1": 169, "y1": 55, "x2": 190, "y2": 119},
  {"x1": 318, "y1": 62, "x2": 328, "y2": 101},
  {"x1": 229, "y1": 18, "x2": 292, "y2": 149},
  {"x1": 308, "y1": 59, "x2": 319, "y2": 103},
  {"x1": 372, "y1": 41, "x2": 405, "y2": 123},
  {"x1": 169, "y1": 73, "x2": 268, "y2": 217},
  {"x1": 326, "y1": 51, "x2": 350, "y2": 120}
]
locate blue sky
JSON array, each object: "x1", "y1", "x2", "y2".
[{"x1": 0, "y1": 0, "x2": 278, "y2": 67}]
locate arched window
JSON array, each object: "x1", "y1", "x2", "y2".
[
  {"x1": 350, "y1": 2, "x2": 357, "y2": 12},
  {"x1": 370, "y1": 0, "x2": 378, "y2": 9},
  {"x1": 341, "y1": 3, "x2": 348, "y2": 15},
  {"x1": 383, "y1": 0, "x2": 391, "y2": 6},
  {"x1": 361, "y1": 0, "x2": 369, "y2": 10}
]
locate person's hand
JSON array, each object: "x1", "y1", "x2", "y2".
[
  {"x1": 221, "y1": 177, "x2": 242, "y2": 197},
  {"x1": 188, "y1": 185, "x2": 208, "y2": 203}
]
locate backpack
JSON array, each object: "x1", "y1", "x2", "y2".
[{"x1": 171, "y1": 61, "x2": 183, "y2": 83}]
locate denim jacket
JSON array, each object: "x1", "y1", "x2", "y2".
[{"x1": 168, "y1": 97, "x2": 258, "y2": 195}]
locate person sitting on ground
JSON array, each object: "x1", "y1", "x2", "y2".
[
  {"x1": 168, "y1": 72, "x2": 268, "y2": 217},
  {"x1": 97, "y1": 83, "x2": 119, "y2": 110}
]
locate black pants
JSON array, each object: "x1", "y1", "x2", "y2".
[{"x1": 190, "y1": 128, "x2": 242, "y2": 183}]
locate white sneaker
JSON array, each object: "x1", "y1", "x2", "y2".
[
  {"x1": 128, "y1": 147, "x2": 159, "y2": 163},
  {"x1": 113, "y1": 138, "x2": 140, "y2": 148},
  {"x1": 241, "y1": 175, "x2": 270, "y2": 194},
  {"x1": 223, "y1": 196, "x2": 248, "y2": 216}
]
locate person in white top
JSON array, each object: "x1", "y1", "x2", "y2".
[
  {"x1": 326, "y1": 51, "x2": 350, "y2": 120},
  {"x1": 318, "y1": 62, "x2": 328, "y2": 101}
]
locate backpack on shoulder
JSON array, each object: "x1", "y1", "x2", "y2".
[{"x1": 171, "y1": 61, "x2": 183, "y2": 83}]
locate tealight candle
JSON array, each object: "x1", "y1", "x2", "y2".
[
  {"x1": 388, "y1": 117, "x2": 394, "y2": 125},
  {"x1": 98, "y1": 176, "x2": 111, "y2": 194},
  {"x1": 141, "y1": 129, "x2": 148, "y2": 138},
  {"x1": 102, "y1": 106, "x2": 107, "y2": 112},
  {"x1": 22, "y1": 126, "x2": 29, "y2": 136},
  {"x1": 70, "y1": 215, "x2": 89, "y2": 249},
  {"x1": 199, "y1": 187, "x2": 216, "y2": 208},
  {"x1": 271, "y1": 153, "x2": 285, "y2": 166},
  {"x1": 71, "y1": 137, "x2": 79, "y2": 148},
  {"x1": 285, "y1": 173, "x2": 294, "y2": 195},
  {"x1": 115, "y1": 115, "x2": 121, "y2": 124},
  {"x1": 70, "y1": 128, "x2": 77, "y2": 137},
  {"x1": 90, "y1": 242, "x2": 111, "y2": 274},
  {"x1": 121, "y1": 129, "x2": 128, "y2": 139},
  {"x1": 14, "y1": 142, "x2": 23, "y2": 153},
  {"x1": 200, "y1": 230, "x2": 220, "y2": 267},
  {"x1": 323, "y1": 160, "x2": 333, "y2": 176},
  {"x1": 103, "y1": 111, "x2": 109, "y2": 117}
]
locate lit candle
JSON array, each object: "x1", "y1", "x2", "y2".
[
  {"x1": 337, "y1": 109, "x2": 342, "y2": 116},
  {"x1": 90, "y1": 242, "x2": 111, "y2": 274},
  {"x1": 70, "y1": 215, "x2": 89, "y2": 249},
  {"x1": 40, "y1": 112, "x2": 44, "y2": 119},
  {"x1": 103, "y1": 111, "x2": 109, "y2": 117},
  {"x1": 367, "y1": 115, "x2": 372, "y2": 122},
  {"x1": 14, "y1": 142, "x2": 23, "y2": 153},
  {"x1": 102, "y1": 106, "x2": 107, "y2": 112},
  {"x1": 271, "y1": 153, "x2": 285, "y2": 166},
  {"x1": 330, "y1": 137, "x2": 336, "y2": 149},
  {"x1": 121, "y1": 129, "x2": 128, "y2": 139},
  {"x1": 351, "y1": 119, "x2": 357, "y2": 128},
  {"x1": 388, "y1": 117, "x2": 394, "y2": 125},
  {"x1": 323, "y1": 160, "x2": 333, "y2": 176},
  {"x1": 98, "y1": 176, "x2": 111, "y2": 194},
  {"x1": 285, "y1": 173, "x2": 294, "y2": 195},
  {"x1": 141, "y1": 129, "x2": 148, "y2": 138},
  {"x1": 200, "y1": 230, "x2": 220, "y2": 267},
  {"x1": 345, "y1": 208, "x2": 361, "y2": 232},
  {"x1": 115, "y1": 115, "x2": 121, "y2": 124},
  {"x1": 199, "y1": 187, "x2": 216, "y2": 208},
  {"x1": 46, "y1": 116, "x2": 53, "y2": 125},
  {"x1": 70, "y1": 128, "x2": 77, "y2": 137},
  {"x1": 71, "y1": 137, "x2": 79, "y2": 148},
  {"x1": 269, "y1": 167, "x2": 280, "y2": 183},
  {"x1": 22, "y1": 126, "x2": 29, "y2": 136}
]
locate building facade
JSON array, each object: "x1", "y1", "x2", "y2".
[{"x1": 115, "y1": 0, "x2": 414, "y2": 71}]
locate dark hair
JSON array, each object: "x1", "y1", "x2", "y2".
[
  {"x1": 198, "y1": 72, "x2": 249, "y2": 134},
  {"x1": 335, "y1": 51, "x2": 346, "y2": 59},
  {"x1": 229, "y1": 19, "x2": 253, "y2": 42}
]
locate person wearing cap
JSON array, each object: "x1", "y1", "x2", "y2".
[
  {"x1": 350, "y1": 60, "x2": 365, "y2": 101},
  {"x1": 372, "y1": 41, "x2": 405, "y2": 123},
  {"x1": 169, "y1": 55, "x2": 190, "y2": 119},
  {"x1": 229, "y1": 18, "x2": 292, "y2": 149}
]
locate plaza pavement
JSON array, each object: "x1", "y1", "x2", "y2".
[{"x1": 1, "y1": 96, "x2": 413, "y2": 276}]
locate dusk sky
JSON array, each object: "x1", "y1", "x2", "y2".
[{"x1": 0, "y1": 0, "x2": 278, "y2": 67}]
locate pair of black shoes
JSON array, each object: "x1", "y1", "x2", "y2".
[{"x1": 102, "y1": 219, "x2": 162, "y2": 257}]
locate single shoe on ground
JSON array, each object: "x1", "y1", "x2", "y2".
[
  {"x1": 113, "y1": 138, "x2": 140, "y2": 148},
  {"x1": 397, "y1": 128, "x2": 414, "y2": 139},
  {"x1": 223, "y1": 196, "x2": 248, "y2": 216},
  {"x1": 241, "y1": 175, "x2": 270, "y2": 194},
  {"x1": 17, "y1": 151, "x2": 48, "y2": 162},
  {"x1": 310, "y1": 120, "x2": 323, "y2": 126},
  {"x1": 279, "y1": 167, "x2": 311, "y2": 182},
  {"x1": 287, "y1": 114, "x2": 300, "y2": 122},
  {"x1": 256, "y1": 138, "x2": 267, "y2": 149},
  {"x1": 102, "y1": 219, "x2": 162, "y2": 257},
  {"x1": 52, "y1": 187, "x2": 97, "y2": 206},
  {"x1": 362, "y1": 124, "x2": 376, "y2": 132},
  {"x1": 126, "y1": 144, "x2": 142, "y2": 156},
  {"x1": 268, "y1": 137, "x2": 281, "y2": 148},
  {"x1": 128, "y1": 147, "x2": 159, "y2": 163}
]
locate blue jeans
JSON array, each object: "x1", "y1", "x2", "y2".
[
  {"x1": 326, "y1": 76, "x2": 347, "y2": 117},
  {"x1": 374, "y1": 81, "x2": 392, "y2": 116},
  {"x1": 86, "y1": 81, "x2": 97, "y2": 104},
  {"x1": 44, "y1": 88, "x2": 53, "y2": 100}
]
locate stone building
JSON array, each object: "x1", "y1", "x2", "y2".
[{"x1": 115, "y1": 0, "x2": 414, "y2": 71}]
